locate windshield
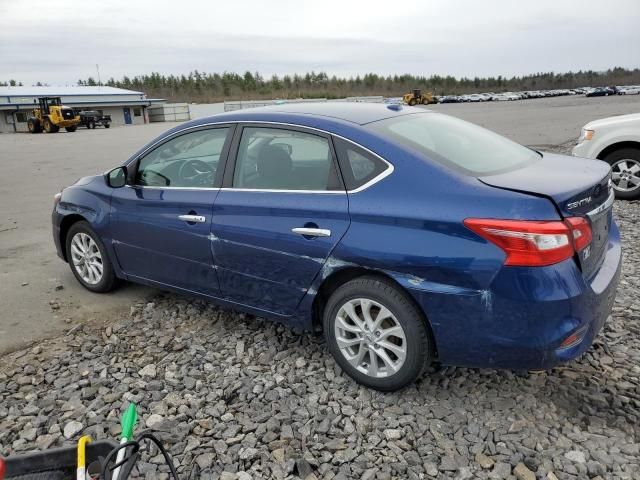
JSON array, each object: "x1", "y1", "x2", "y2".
[{"x1": 368, "y1": 112, "x2": 540, "y2": 175}]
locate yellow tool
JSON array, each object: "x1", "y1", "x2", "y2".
[{"x1": 77, "y1": 435, "x2": 92, "y2": 480}]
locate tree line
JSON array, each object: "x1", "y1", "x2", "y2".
[
  {"x1": 4, "y1": 67, "x2": 639, "y2": 102},
  {"x1": 81, "y1": 67, "x2": 640, "y2": 102}
]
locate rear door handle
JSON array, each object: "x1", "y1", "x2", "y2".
[
  {"x1": 292, "y1": 227, "x2": 331, "y2": 237},
  {"x1": 178, "y1": 214, "x2": 206, "y2": 223}
]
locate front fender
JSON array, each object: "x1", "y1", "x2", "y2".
[
  {"x1": 594, "y1": 133, "x2": 640, "y2": 159},
  {"x1": 53, "y1": 176, "x2": 120, "y2": 274}
]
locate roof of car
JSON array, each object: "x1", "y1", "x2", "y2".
[{"x1": 193, "y1": 102, "x2": 424, "y2": 127}]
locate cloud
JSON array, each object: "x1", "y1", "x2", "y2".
[{"x1": 0, "y1": 0, "x2": 638, "y2": 85}]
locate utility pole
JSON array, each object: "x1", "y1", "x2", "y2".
[{"x1": 96, "y1": 64, "x2": 102, "y2": 87}]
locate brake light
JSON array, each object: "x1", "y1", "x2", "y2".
[
  {"x1": 564, "y1": 217, "x2": 592, "y2": 252},
  {"x1": 464, "y1": 217, "x2": 592, "y2": 267}
]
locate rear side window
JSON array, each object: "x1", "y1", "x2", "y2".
[
  {"x1": 333, "y1": 138, "x2": 389, "y2": 190},
  {"x1": 368, "y1": 113, "x2": 540, "y2": 175},
  {"x1": 233, "y1": 127, "x2": 342, "y2": 191}
]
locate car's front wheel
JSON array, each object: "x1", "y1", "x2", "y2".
[
  {"x1": 66, "y1": 221, "x2": 118, "y2": 292},
  {"x1": 323, "y1": 276, "x2": 433, "y2": 391},
  {"x1": 605, "y1": 147, "x2": 640, "y2": 200}
]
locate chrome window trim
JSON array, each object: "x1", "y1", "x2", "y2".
[
  {"x1": 124, "y1": 120, "x2": 394, "y2": 194},
  {"x1": 123, "y1": 185, "x2": 220, "y2": 191},
  {"x1": 220, "y1": 187, "x2": 346, "y2": 194}
]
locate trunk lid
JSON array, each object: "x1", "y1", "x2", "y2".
[{"x1": 479, "y1": 152, "x2": 614, "y2": 278}]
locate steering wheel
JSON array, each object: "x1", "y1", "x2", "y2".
[{"x1": 178, "y1": 159, "x2": 215, "y2": 186}]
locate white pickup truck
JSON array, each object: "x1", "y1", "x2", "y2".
[{"x1": 573, "y1": 113, "x2": 640, "y2": 199}]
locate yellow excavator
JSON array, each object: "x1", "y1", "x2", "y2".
[
  {"x1": 27, "y1": 97, "x2": 80, "y2": 133},
  {"x1": 402, "y1": 89, "x2": 435, "y2": 106}
]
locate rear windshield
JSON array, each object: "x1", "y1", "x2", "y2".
[{"x1": 368, "y1": 113, "x2": 540, "y2": 175}]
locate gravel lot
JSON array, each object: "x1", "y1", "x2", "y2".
[{"x1": 1, "y1": 198, "x2": 638, "y2": 479}]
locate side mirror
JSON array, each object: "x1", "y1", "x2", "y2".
[{"x1": 106, "y1": 166, "x2": 127, "y2": 188}]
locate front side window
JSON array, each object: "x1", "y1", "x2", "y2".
[
  {"x1": 136, "y1": 128, "x2": 229, "y2": 188},
  {"x1": 368, "y1": 112, "x2": 540, "y2": 175},
  {"x1": 233, "y1": 127, "x2": 342, "y2": 191}
]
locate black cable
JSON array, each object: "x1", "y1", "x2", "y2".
[
  {"x1": 134, "y1": 432, "x2": 179, "y2": 480},
  {"x1": 100, "y1": 440, "x2": 140, "y2": 480},
  {"x1": 99, "y1": 431, "x2": 179, "y2": 480}
]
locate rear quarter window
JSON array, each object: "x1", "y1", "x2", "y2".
[
  {"x1": 333, "y1": 137, "x2": 390, "y2": 190},
  {"x1": 368, "y1": 113, "x2": 540, "y2": 176}
]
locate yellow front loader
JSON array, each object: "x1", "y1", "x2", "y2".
[
  {"x1": 27, "y1": 97, "x2": 80, "y2": 133},
  {"x1": 402, "y1": 89, "x2": 435, "y2": 106}
]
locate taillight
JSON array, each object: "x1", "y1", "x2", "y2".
[
  {"x1": 564, "y1": 217, "x2": 592, "y2": 252},
  {"x1": 464, "y1": 217, "x2": 592, "y2": 267}
]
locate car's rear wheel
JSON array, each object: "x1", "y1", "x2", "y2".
[
  {"x1": 604, "y1": 148, "x2": 640, "y2": 200},
  {"x1": 66, "y1": 222, "x2": 117, "y2": 292},
  {"x1": 323, "y1": 276, "x2": 433, "y2": 391}
]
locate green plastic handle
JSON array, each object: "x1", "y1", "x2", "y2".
[{"x1": 120, "y1": 403, "x2": 137, "y2": 441}]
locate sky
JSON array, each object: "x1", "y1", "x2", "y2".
[{"x1": 1, "y1": 0, "x2": 639, "y2": 86}]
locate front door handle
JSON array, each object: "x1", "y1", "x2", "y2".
[
  {"x1": 292, "y1": 227, "x2": 331, "y2": 237},
  {"x1": 178, "y1": 214, "x2": 206, "y2": 224}
]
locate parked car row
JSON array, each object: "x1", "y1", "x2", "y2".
[
  {"x1": 435, "y1": 85, "x2": 635, "y2": 103},
  {"x1": 616, "y1": 85, "x2": 640, "y2": 95}
]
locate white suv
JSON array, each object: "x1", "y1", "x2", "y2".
[{"x1": 572, "y1": 113, "x2": 640, "y2": 199}]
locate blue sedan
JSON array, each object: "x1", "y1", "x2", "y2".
[{"x1": 52, "y1": 103, "x2": 621, "y2": 390}]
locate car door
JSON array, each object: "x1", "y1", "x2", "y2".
[
  {"x1": 211, "y1": 124, "x2": 350, "y2": 315},
  {"x1": 109, "y1": 125, "x2": 233, "y2": 296}
]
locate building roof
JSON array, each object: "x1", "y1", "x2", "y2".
[{"x1": 0, "y1": 86, "x2": 144, "y2": 97}]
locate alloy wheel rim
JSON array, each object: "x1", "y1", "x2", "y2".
[
  {"x1": 611, "y1": 159, "x2": 640, "y2": 192},
  {"x1": 70, "y1": 233, "x2": 103, "y2": 285},
  {"x1": 334, "y1": 298, "x2": 407, "y2": 378}
]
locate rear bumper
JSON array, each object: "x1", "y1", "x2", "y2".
[{"x1": 409, "y1": 221, "x2": 622, "y2": 370}]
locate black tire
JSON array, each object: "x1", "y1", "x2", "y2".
[
  {"x1": 104, "y1": 123, "x2": 110, "y2": 128},
  {"x1": 65, "y1": 221, "x2": 118, "y2": 293},
  {"x1": 28, "y1": 118, "x2": 41, "y2": 133},
  {"x1": 88, "y1": 120, "x2": 95, "y2": 129},
  {"x1": 323, "y1": 276, "x2": 433, "y2": 391},
  {"x1": 603, "y1": 147, "x2": 640, "y2": 200},
  {"x1": 44, "y1": 118, "x2": 56, "y2": 133},
  {"x1": 408, "y1": 98, "x2": 417, "y2": 106},
  {"x1": 65, "y1": 125, "x2": 77, "y2": 132}
]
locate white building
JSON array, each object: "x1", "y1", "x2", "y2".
[{"x1": 0, "y1": 86, "x2": 165, "y2": 133}]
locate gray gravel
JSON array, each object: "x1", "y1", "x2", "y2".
[{"x1": 1, "y1": 202, "x2": 639, "y2": 480}]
